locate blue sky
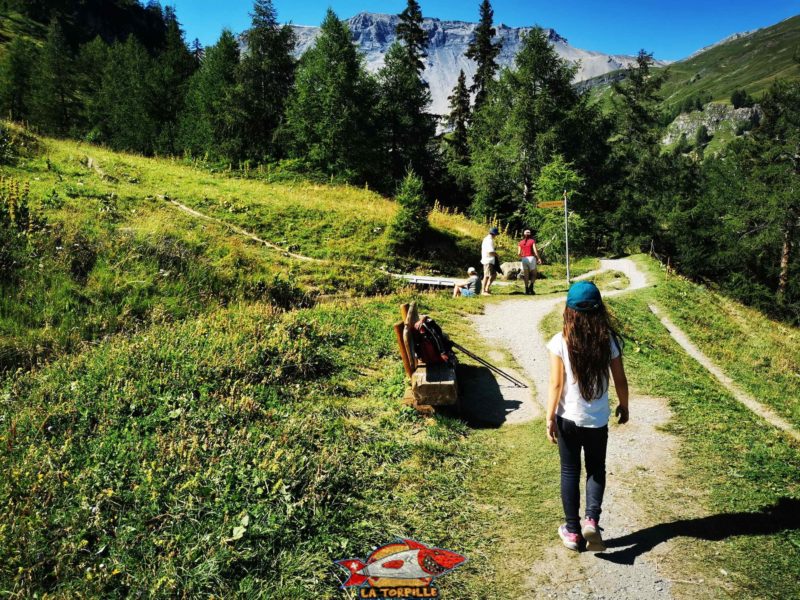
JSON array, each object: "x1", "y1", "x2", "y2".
[{"x1": 170, "y1": 0, "x2": 799, "y2": 61}]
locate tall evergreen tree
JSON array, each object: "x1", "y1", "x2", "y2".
[
  {"x1": 396, "y1": 0, "x2": 427, "y2": 73},
  {"x1": 469, "y1": 27, "x2": 582, "y2": 223},
  {"x1": 31, "y1": 19, "x2": 76, "y2": 135},
  {"x1": 466, "y1": 0, "x2": 502, "y2": 109},
  {"x1": 377, "y1": 43, "x2": 435, "y2": 186},
  {"x1": 94, "y1": 37, "x2": 158, "y2": 153},
  {"x1": 75, "y1": 36, "x2": 109, "y2": 137},
  {"x1": 605, "y1": 50, "x2": 669, "y2": 250},
  {"x1": 284, "y1": 9, "x2": 378, "y2": 181},
  {"x1": 148, "y1": 7, "x2": 196, "y2": 154},
  {"x1": 446, "y1": 69, "x2": 471, "y2": 164},
  {"x1": 0, "y1": 37, "x2": 39, "y2": 122},
  {"x1": 237, "y1": 0, "x2": 296, "y2": 160},
  {"x1": 179, "y1": 29, "x2": 243, "y2": 160}
]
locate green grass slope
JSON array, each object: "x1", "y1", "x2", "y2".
[
  {"x1": 659, "y1": 14, "x2": 800, "y2": 107},
  {"x1": 0, "y1": 125, "x2": 516, "y2": 372}
]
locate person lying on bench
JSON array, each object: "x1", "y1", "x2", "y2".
[{"x1": 453, "y1": 267, "x2": 481, "y2": 298}]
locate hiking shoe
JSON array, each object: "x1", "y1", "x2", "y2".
[
  {"x1": 581, "y1": 518, "x2": 605, "y2": 551},
  {"x1": 558, "y1": 524, "x2": 581, "y2": 552}
]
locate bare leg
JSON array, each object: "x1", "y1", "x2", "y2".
[{"x1": 453, "y1": 285, "x2": 462, "y2": 298}]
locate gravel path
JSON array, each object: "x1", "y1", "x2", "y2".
[{"x1": 470, "y1": 259, "x2": 707, "y2": 599}]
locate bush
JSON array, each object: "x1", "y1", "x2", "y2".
[{"x1": 387, "y1": 170, "x2": 430, "y2": 255}]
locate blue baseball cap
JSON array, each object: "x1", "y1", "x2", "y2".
[
  {"x1": 489, "y1": 227, "x2": 499, "y2": 235},
  {"x1": 566, "y1": 281, "x2": 602, "y2": 312}
]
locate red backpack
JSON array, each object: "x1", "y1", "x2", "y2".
[{"x1": 413, "y1": 316, "x2": 454, "y2": 365}]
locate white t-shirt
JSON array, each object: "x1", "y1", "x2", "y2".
[
  {"x1": 481, "y1": 234, "x2": 496, "y2": 265},
  {"x1": 546, "y1": 331, "x2": 621, "y2": 428}
]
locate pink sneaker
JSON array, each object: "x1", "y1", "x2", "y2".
[
  {"x1": 581, "y1": 517, "x2": 606, "y2": 551},
  {"x1": 558, "y1": 524, "x2": 581, "y2": 551}
]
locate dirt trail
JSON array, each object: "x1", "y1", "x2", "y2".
[
  {"x1": 470, "y1": 259, "x2": 709, "y2": 599},
  {"x1": 649, "y1": 304, "x2": 800, "y2": 443}
]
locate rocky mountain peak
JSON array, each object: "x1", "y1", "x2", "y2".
[{"x1": 293, "y1": 12, "x2": 657, "y2": 115}]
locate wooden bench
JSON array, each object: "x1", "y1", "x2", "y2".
[{"x1": 394, "y1": 302, "x2": 459, "y2": 415}]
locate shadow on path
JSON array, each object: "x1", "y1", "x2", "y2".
[
  {"x1": 598, "y1": 497, "x2": 800, "y2": 565},
  {"x1": 457, "y1": 365, "x2": 519, "y2": 428}
]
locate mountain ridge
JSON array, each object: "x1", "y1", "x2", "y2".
[{"x1": 292, "y1": 11, "x2": 667, "y2": 115}]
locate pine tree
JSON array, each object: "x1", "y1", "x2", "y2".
[
  {"x1": 597, "y1": 49, "x2": 670, "y2": 251},
  {"x1": 75, "y1": 36, "x2": 109, "y2": 137},
  {"x1": 387, "y1": 170, "x2": 430, "y2": 254},
  {"x1": 31, "y1": 19, "x2": 76, "y2": 135},
  {"x1": 0, "y1": 37, "x2": 39, "y2": 122},
  {"x1": 469, "y1": 27, "x2": 581, "y2": 222},
  {"x1": 237, "y1": 0, "x2": 296, "y2": 160},
  {"x1": 466, "y1": 0, "x2": 502, "y2": 109},
  {"x1": 148, "y1": 6, "x2": 196, "y2": 154},
  {"x1": 446, "y1": 70, "x2": 470, "y2": 164},
  {"x1": 190, "y1": 38, "x2": 204, "y2": 65},
  {"x1": 284, "y1": 8, "x2": 378, "y2": 181},
  {"x1": 94, "y1": 37, "x2": 158, "y2": 153},
  {"x1": 396, "y1": 0, "x2": 427, "y2": 73},
  {"x1": 377, "y1": 43, "x2": 435, "y2": 186},
  {"x1": 179, "y1": 29, "x2": 243, "y2": 160}
]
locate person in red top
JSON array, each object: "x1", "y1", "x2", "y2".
[{"x1": 518, "y1": 229, "x2": 542, "y2": 295}]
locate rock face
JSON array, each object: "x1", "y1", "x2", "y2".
[
  {"x1": 662, "y1": 103, "x2": 762, "y2": 146},
  {"x1": 292, "y1": 12, "x2": 665, "y2": 116},
  {"x1": 500, "y1": 261, "x2": 523, "y2": 280}
]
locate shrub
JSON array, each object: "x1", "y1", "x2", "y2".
[{"x1": 387, "y1": 170, "x2": 430, "y2": 255}]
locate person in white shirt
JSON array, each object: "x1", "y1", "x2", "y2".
[
  {"x1": 545, "y1": 281, "x2": 629, "y2": 553},
  {"x1": 480, "y1": 227, "x2": 499, "y2": 295}
]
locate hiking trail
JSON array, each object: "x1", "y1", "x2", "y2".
[{"x1": 469, "y1": 259, "x2": 718, "y2": 599}]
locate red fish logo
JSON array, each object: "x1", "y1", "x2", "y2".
[{"x1": 336, "y1": 538, "x2": 466, "y2": 597}]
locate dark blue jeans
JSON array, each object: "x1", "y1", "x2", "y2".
[{"x1": 556, "y1": 415, "x2": 608, "y2": 535}]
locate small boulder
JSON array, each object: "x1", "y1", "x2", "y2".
[{"x1": 500, "y1": 261, "x2": 523, "y2": 280}]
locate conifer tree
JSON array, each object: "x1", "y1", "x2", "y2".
[
  {"x1": 469, "y1": 27, "x2": 581, "y2": 222},
  {"x1": 190, "y1": 38, "x2": 204, "y2": 65},
  {"x1": 31, "y1": 19, "x2": 76, "y2": 135},
  {"x1": 387, "y1": 170, "x2": 430, "y2": 254},
  {"x1": 95, "y1": 37, "x2": 158, "y2": 153},
  {"x1": 237, "y1": 0, "x2": 296, "y2": 160},
  {"x1": 284, "y1": 9, "x2": 378, "y2": 181},
  {"x1": 0, "y1": 37, "x2": 39, "y2": 122},
  {"x1": 148, "y1": 7, "x2": 196, "y2": 154},
  {"x1": 179, "y1": 29, "x2": 243, "y2": 159},
  {"x1": 446, "y1": 70, "x2": 471, "y2": 164},
  {"x1": 466, "y1": 0, "x2": 502, "y2": 109},
  {"x1": 377, "y1": 43, "x2": 435, "y2": 186},
  {"x1": 396, "y1": 0, "x2": 427, "y2": 73}
]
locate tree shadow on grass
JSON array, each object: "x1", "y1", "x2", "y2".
[
  {"x1": 597, "y1": 497, "x2": 800, "y2": 565},
  {"x1": 457, "y1": 364, "x2": 521, "y2": 428}
]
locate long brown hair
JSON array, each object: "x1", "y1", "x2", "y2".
[{"x1": 563, "y1": 302, "x2": 622, "y2": 401}]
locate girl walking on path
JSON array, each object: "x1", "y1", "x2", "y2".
[{"x1": 545, "y1": 281, "x2": 629, "y2": 552}]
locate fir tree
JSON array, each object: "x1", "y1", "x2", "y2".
[
  {"x1": 179, "y1": 29, "x2": 243, "y2": 160},
  {"x1": 466, "y1": 0, "x2": 502, "y2": 109},
  {"x1": 31, "y1": 19, "x2": 76, "y2": 135},
  {"x1": 148, "y1": 6, "x2": 196, "y2": 154},
  {"x1": 446, "y1": 69, "x2": 471, "y2": 164},
  {"x1": 94, "y1": 37, "x2": 158, "y2": 153},
  {"x1": 469, "y1": 27, "x2": 581, "y2": 222},
  {"x1": 284, "y1": 9, "x2": 379, "y2": 181},
  {"x1": 377, "y1": 42, "x2": 435, "y2": 186},
  {"x1": 0, "y1": 37, "x2": 39, "y2": 121},
  {"x1": 190, "y1": 38, "x2": 204, "y2": 65},
  {"x1": 396, "y1": 0, "x2": 427, "y2": 73},
  {"x1": 237, "y1": 0, "x2": 296, "y2": 160},
  {"x1": 387, "y1": 170, "x2": 430, "y2": 254}
]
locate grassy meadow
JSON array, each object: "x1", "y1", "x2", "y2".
[{"x1": 3, "y1": 127, "x2": 798, "y2": 598}]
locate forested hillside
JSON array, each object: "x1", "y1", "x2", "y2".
[{"x1": 1, "y1": 0, "x2": 798, "y2": 323}]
